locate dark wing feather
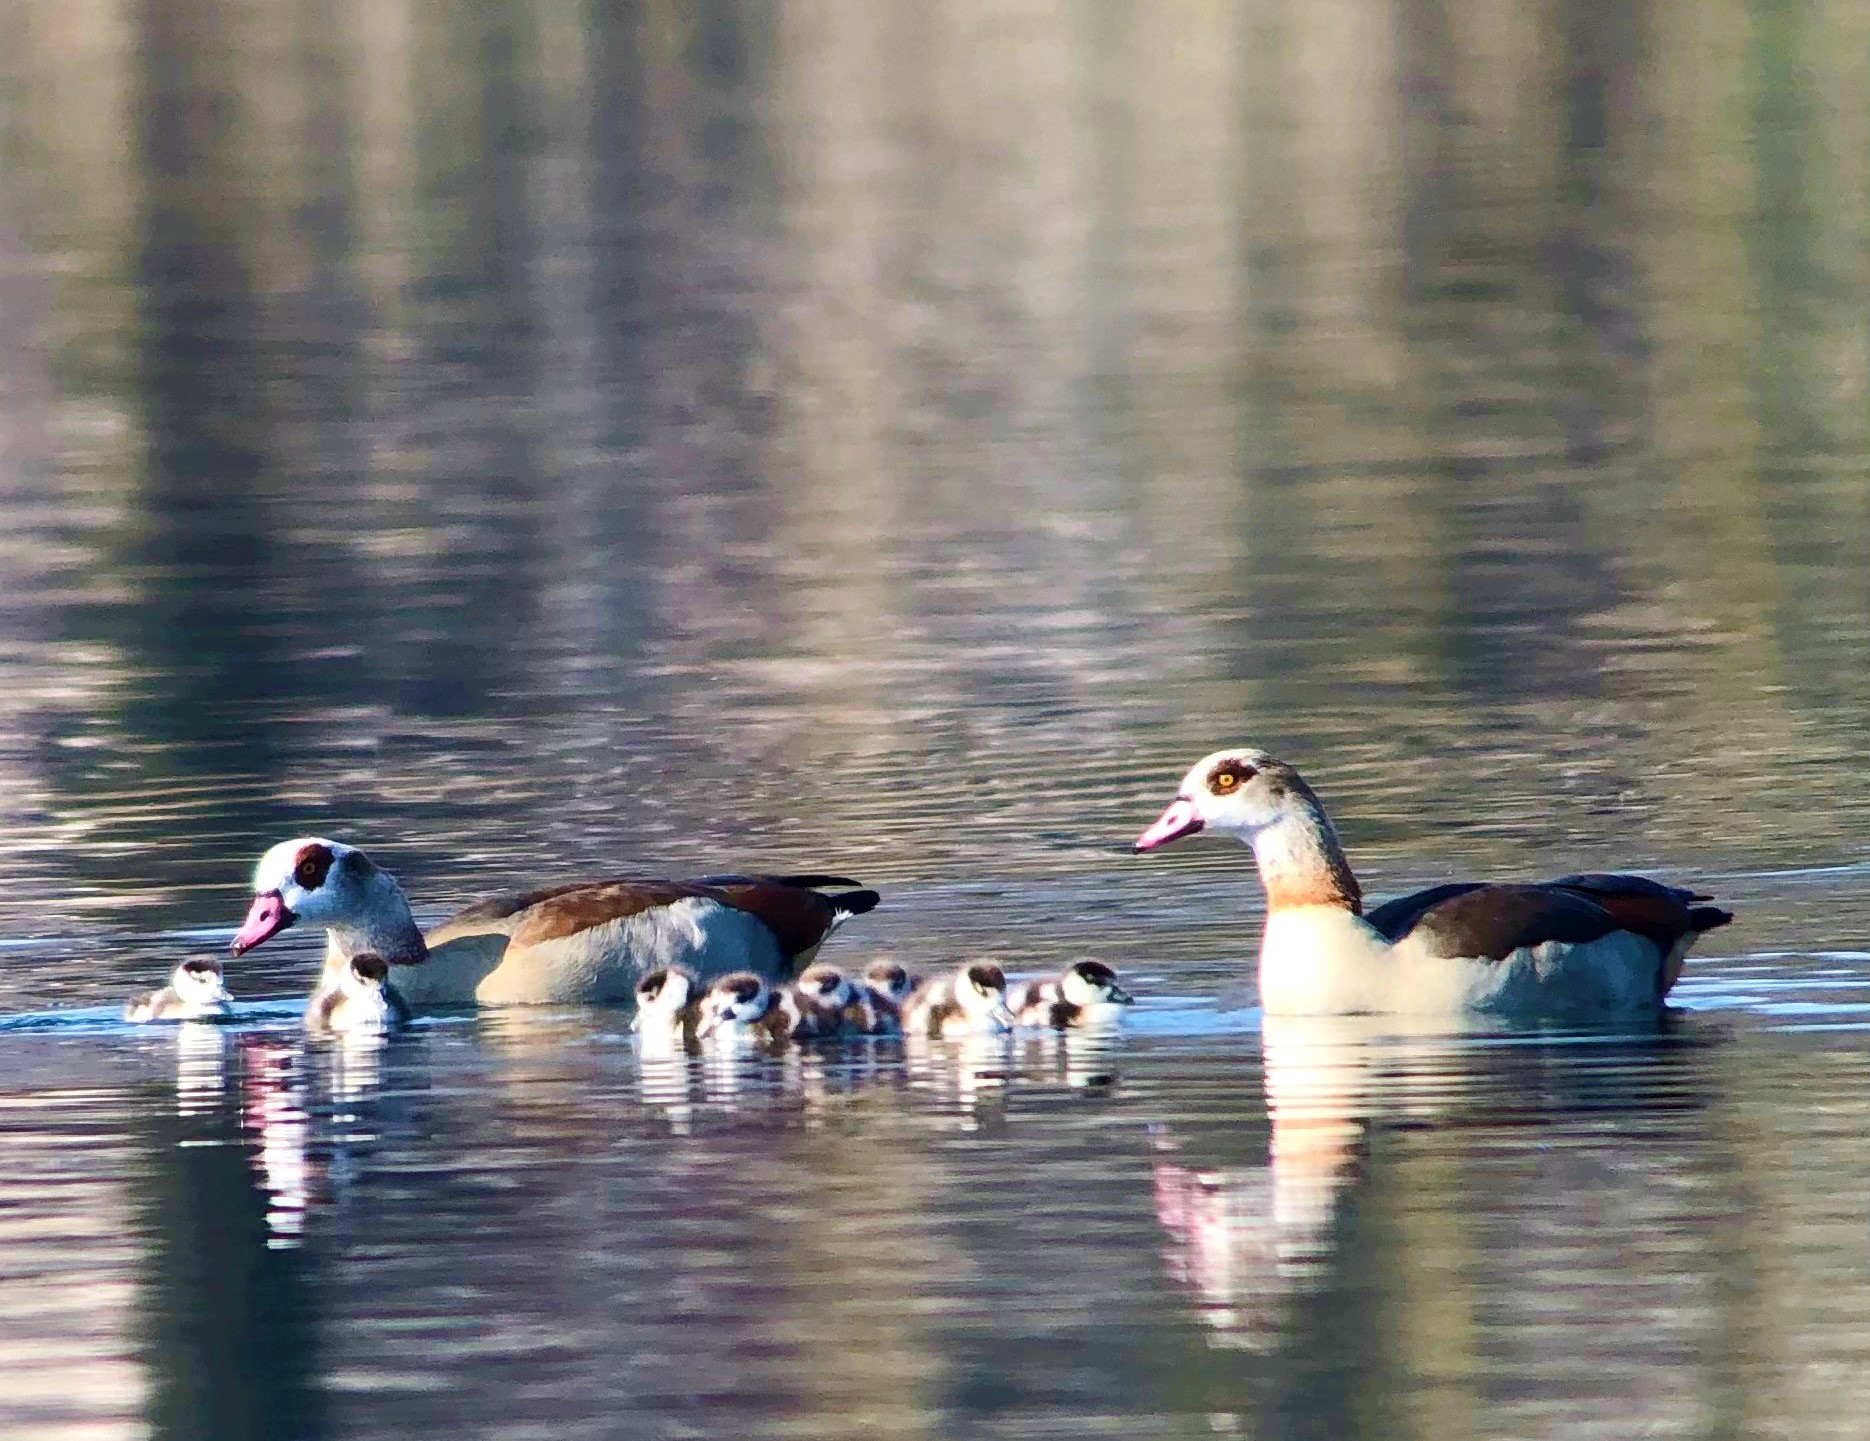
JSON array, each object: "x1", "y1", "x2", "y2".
[
  {"x1": 1546, "y1": 872, "x2": 1732, "y2": 947},
  {"x1": 1378, "y1": 883, "x2": 1624, "y2": 962},
  {"x1": 1364, "y1": 883, "x2": 1489, "y2": 943}
]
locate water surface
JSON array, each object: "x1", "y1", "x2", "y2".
[{"x1": 1, "y1": 2, "x2": 1869, "y2": 1437}]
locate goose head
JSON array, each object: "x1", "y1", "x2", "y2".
[
  {"x1": 233, "y1": 838, "x2": 424, "y2": 964},
  {"x1": 1059, "y1": 959, "x2": 1132, "y2": 1008},
  {"x1": 1133, "y1": 748, "x2": 1293, "y2": 850},
  {"x1": 696, "y1": 972, "x2": 776, "y2": 1037},
  {"x1": 957, "y1": 962, "x2": 1016, "y2": 1030}
]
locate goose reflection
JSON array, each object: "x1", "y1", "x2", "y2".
[
  {"x1": 1153, "y1": 1010, "x2": 1703, "y2": 1349},
  {"x1": 234, "y1": 1027, "x2": 422, "y2": 1246}
]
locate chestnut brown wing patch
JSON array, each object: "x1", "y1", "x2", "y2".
[
  {"x1": 506, "y1": 880, "x2": 712, "y2": 947},
  {"x1": 1392, "y1": 884, "x2": 1625, "y2": 962}
]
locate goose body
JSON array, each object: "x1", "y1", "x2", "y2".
[
  {"x1": 125, "y1": 959, "x2": 232, "y2": 1023},
  {"x1": 1134, "y1": 748, "x2": 1732, "y2": 1017},
  {"x1": 230, "y1": 839, "x2": 879, "y2": 1011}
]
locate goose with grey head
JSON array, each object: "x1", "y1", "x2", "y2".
[
  {"x1": 230, "y1": 839, "x2": 879, "y2": 1012},
  {"x1": 1133, "y1": 747, "x2": 1732, "y2": 1016}
]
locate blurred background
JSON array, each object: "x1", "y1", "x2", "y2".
[
  {"x1": 0, "y1": 0, "x2": 1868, "y2": 972},
  {"x1": 2, "y1": 5, "x2": 1870, "y2": 1441}
]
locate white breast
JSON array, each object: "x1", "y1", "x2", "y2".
[{"x1": 1258, "y1": 905, "x2": 1663, "y2": 1016}]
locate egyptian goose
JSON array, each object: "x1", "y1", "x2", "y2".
[
  {"x1": 903, "y1": 963, "x2": 1017, "y2": 1037},
  {"x1": 1133, "y1": 747, "x2": 1733, "y2": 1015},
  {"x1": 229, "y1": 838, "x2": 880, "y2": 1009},
  {"x1": 305, "y1": 954, "x2": 412, "y2": 1037},
  {"x1": 1011, "y1": 960, "x2": 1134, "y2": 1029},
  {"x1": 125, "y1": 959, "x2": 232, "y2": 1023}
]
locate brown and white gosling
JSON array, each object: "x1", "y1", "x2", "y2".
[
  {"x1": 695, "y1": 971, "x2": 813, "y2": 1044},
  {"x1": 125, "y1": 959, "x2": 233, "y2": 1023},
  {"x1": 863, "y1": 959, "x2": 919, "y2": 1008},
  {"x1": 794, "y1": 961, "x2": 903, "y2": 1035},
  {"x1": 903, "y1": 962, "x2": 1017, "y2": 1038},
  {"x1": 1012, "y1": 960, "x2": 1134, "y2": 1029},
  {"x1": 306, "y1": 954, "x2": 412, "y2": 1038},
  {"x1": 632, "y1": 965, "x2": 701, "y2": 1046}
]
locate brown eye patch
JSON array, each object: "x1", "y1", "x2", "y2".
[
  {"x1": 1207, "y1": 760, "x2": 1257, "y2": 794},
  {"x1": 351, "y1": 954, "x2": 388, "y2": 982},
  {"x1": 967, "y1": 963, "x2": 1006, "y2": 992},
  {"x1": 294, "y1": 843, "x2": 334, "y2": 891}
]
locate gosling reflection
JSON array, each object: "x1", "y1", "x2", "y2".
[
  {"x1": 234, "y1": 1022, "x2": 421, "y2": 1246},
  {"x1": 171, "y1": 1021, "x2": 231, "y2": 1118}
]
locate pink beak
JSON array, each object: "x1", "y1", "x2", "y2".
[
  {"x1": 1134, "y1": 797, "x2": 1205, "y2": 853},
  {"x1": 231, "y1": 889, "x2": 295, "y2": 955}
]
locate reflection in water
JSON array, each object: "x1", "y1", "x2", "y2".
[
  {"x1": 1150, "y1": 1009, "x2": 1724, "y2": 1438},
  {"x1": 133, "y1": 1037, "x2": 326, "y2": 1440},
  {"x1": 2, "y1": 0, "x2": 1870, "y2": 1436}
]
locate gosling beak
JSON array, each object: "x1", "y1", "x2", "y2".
[
  {"x1": 991, "y1": 1001, "x2": 1017, "y2": 1030},
  {"x1": 1110, "y1": 984, "x2": 1135, "y2": 1005},
  {"x1": 231, "y1": 890, "x2": 295, "y2": 955},
  {"x1": 1133, "y1": 797, "x2": 1204, "y2": 853}
]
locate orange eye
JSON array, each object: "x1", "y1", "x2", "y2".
[{"x1": 1214, "y1": 772, "x2": 1238, "y2": 791}]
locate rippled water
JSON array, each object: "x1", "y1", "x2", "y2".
[{"x1": 2, "y1": 1, "x2": 1870, "y2": 1437}]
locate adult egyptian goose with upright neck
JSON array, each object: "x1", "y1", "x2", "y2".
[
  {"x1": 229, "y1": 838, "x2": 880, "y2": 1010},
  {"x1": 1133, "y1": 748, "x2": 1732, "y2": 1016}
]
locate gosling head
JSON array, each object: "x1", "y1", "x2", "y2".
[
  {"x1": 175, "y1": 958, "x2": 233, "y2": 1009},
  {"x1": 796, "y1": 963, "x2": 855, "y2": 1010},
  {"x1": 1059, "y1": 959, "x2": 1132, "y2": 1008},
  {"x1": 958, "y1": 962, "x2": 1016, "y2": 1031},
  {"x1": 345, "y1": 953, "x2": 391, "y2": 991},
  {"x1": 632, "y1": 966, "x2": 697, "y2": 1032},
  {"x1": 863, "y1": 960, "x2": 915, "y2": 1004},
  {"x1": 696, "y1": 972, "x2": 776, "y2": 1037},
  {"x1": 1132, "y1": 748, "x2": 1306, "y2": 851}
]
